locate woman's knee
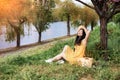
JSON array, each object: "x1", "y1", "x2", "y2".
[
  {"x1": 62, "y1": 45, "x2": 69, "y2": 53},
  {"x1": 63, "y1": 45, "x2": 68, "y2": 51},
  {"x1": 64, "y1": 45, "x2": 69, "y2": 49}
]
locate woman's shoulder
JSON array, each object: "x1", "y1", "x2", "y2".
[
  {"x1": 75, "y1": 39, "x2": 87, "y2": 47},
  {"x1": 81, "y1": 39, "x2": 87, "y2": 45}
]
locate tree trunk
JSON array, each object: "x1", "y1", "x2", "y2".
[
  {"x1": 16, "y1": 31, "x2": 20, "y2": 47},
  {"x1": 100, "y1": 17, "x2": 108, "y2": 50},
  {"x1": 67, "y1": 14, "x2": 70, "y2": 36},
  {"x1": 85, "y1": 23, "x2": 87, "y2": 28},
  {"x1": 38, "y1": 32, "x2": 42, "y2": 42},
  {"x1": 91, "y1": 21, "x2": 94, "y2": 31},
  {"x1": 100, "y1": 17, "x2": 109, "y2": 60}
]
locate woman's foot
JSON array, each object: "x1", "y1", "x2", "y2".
[
  {"x1": 45, "y1": 58, "x2": 53, "y2": 63},
  {"x1": 57, "y1": 60, "x2": 65, "y2": 64}
]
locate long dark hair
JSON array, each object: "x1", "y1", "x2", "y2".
[{"x1": 74, "y1": 29, "x2": 86, "y2": 45}]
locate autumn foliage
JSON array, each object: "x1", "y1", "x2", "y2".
[{"x1": 0, "y1": 0, "x2": 27, "y2": 22}]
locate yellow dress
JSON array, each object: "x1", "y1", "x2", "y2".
[{"x1": 64, "y1": 41, "x2": 86, "y2": 64}]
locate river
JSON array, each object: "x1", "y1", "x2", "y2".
[{"x1": 0, "y1": 22, "x2": 78, "y2": 49}]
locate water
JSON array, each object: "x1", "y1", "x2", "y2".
[{"x1": 0, "y1": 22, "x2": 77, "y2": 49}]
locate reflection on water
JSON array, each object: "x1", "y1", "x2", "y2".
[{"x1": 0, "y1": 22, "x2": 77, "y2": 49}]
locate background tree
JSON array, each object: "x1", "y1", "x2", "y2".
[
  {"x1": 72, "y1": 6, "x2": 98, "y2": 30},
  {"x1": 90, "y1": 16, "x2": 98, "y2": 31},
  {"x1": 88, "y1": 6, "x2": 99, "y2": 31},
  {"x1": 31, "y1": 0, "x2": 54, "y2": 42},
  {"x1": 52, "y1": 7, "x2": 63, "y2": 21},
  {"x1": 76, "y1": 0, "x2": 120, "y2": 53},
  {"x1": 0, "y1": 0, "x2": 30, "y2": 47},
  {"x1": 54, "y1": 0, "x2": 80, "y2": 36}
]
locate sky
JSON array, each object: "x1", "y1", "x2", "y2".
[
  {"x1": 61, "y1": 0, "x2": 92, "y2": 6},
  {"x1": 61, "y1": 0, "x2": 91, "y2": 3},
  {"x1": 74, "y1": 0, "x2": 91, "y2": 3},
  {"x1": 73, "y1": 0, "x2": 92, "y2": 6}
]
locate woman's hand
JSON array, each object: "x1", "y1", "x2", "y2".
[
  {"x1": 77, "y1": 25, "x2": 88, "y2": 33},
  {"x1": 77, "y1": 25, "x2": 91, "y2": 41}
]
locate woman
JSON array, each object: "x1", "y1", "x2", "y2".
[{"x1": 45, "y1": 25, "x2": 91, "y2": 65}]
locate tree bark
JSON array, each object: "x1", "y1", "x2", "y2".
[
  {"x1": 38, "y1": 32, "x2": 42, "y2": 42},
  {"x1": 85, "y1": 23, "x2": 87, "y2": 28},
  {"x1": 16, "y1": 29, "x2": 20, "y2": 47},
  {"x1": 100, "y1": 17, "x2": 108, "y2": 50},
  {"x1": 67, "y1": 14, "x2": 70, "y2": 36},
  {"x1": 91, "y1": 21, "x2": 94, "y2": 31}
]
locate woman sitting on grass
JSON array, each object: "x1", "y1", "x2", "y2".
[{"x1": 45, "y1": 25, "x2": 91, "y2": 65}]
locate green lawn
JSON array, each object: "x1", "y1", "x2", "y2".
[{"x1": 0, "y1": 22, "x2": 120, "y2": 80}]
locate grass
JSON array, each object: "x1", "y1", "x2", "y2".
[{"x1": 0, "y1": 22, "x2": 120, "y2": 80}]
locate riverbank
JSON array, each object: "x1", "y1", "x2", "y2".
[
  {"x1": 0, "y1": 34, "x2": 76, "y2": 56},
  {"x1": 0, "y1": 23, "x2": 119, "y2": 80},
  {"x1": 0, "y1": 21, "x2": 77, "y2": 50}
]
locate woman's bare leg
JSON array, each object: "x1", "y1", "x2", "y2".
[
  {"x1": 51, "y1": 53, "x2": 63, "y2": 61},
  {"x1": 45, "y1": 45, "x2": 68, "y2": 63},
  {"x1": 51, "y1": 45, "x2": 68, "y2": 61}
]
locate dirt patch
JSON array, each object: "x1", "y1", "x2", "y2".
[{"x1": 79, "y1": 74, "x2": 93, "y2": 80}]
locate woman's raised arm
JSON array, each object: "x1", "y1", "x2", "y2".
[{"x1": 77, "y1": 25, "x2": 91, "y2": 41}]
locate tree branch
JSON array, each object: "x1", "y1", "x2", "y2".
[
  {"x1": 108, "y1": 3, "x2": 120, "y2": 20},
  {"x1": 75, "y1": 0, "x2": 94, "y2": 9},
  {"x1": 114, "y1": 9, "x2": 120, "y2": 15},
  {"x1": 7, "y1": 19, "x2": 17, "y2": 29},
  {"x1": 91, "y1": 0, "x2": 102, "y2": 16}
]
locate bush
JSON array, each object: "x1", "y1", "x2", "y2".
[{"x1": 86, "y1": 22, "x2": 120, "y2": 62}]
